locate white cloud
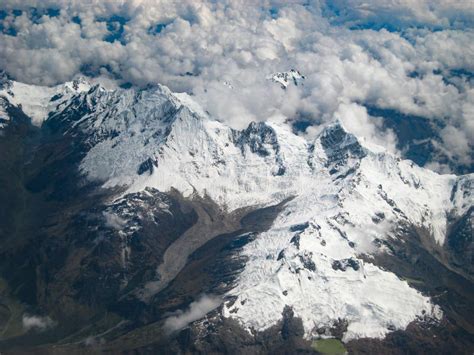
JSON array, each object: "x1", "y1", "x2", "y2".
[
  {"x1": 163, "y1": 294, "x2": 221, "y2": 333},
  {"x1": 22, "y1": 314, "x2": 55, "y2": 332},
  {"x1": 440, "y1": 125, "x2": 471, "y2": 164},
  {"x1": 336, "y1": 103, "x2": 398, "y2": 153},
  {"x1": 103, "y1": 211, "x2": 126, "y2": 230}
]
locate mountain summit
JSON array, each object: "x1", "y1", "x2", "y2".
[{"x1": 269, "y1": 69, "x2": 305, "y2": 89}]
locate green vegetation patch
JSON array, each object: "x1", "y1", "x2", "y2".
[{"x1": 312, "y1": 338, "x2": 347, "y2": 355}]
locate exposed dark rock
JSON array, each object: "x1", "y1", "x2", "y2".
[
  {"x1": 299, "y1": 253, "x2": 316, "y2": 272},
  {"x1": 332, "y1": 258, "x2": 360, "y2": 272},
  {"x1": 274, "y1": 165, "x2": 286, "y2": 176},
  {"x1": 330, "y1": 318, "x2": 349, "y2": 340},
  {"x1": 319, "y1": 122, "x2": 367, "y2": 175},
  {"x1": 372, "y1": 212, "x2": 386, "y2": 224},
  {"x1": 290, "y1": 222, "x2": 309, "y2": 232},
  {"x1": 0, "y1": 70, "x2": 12, "y2": 90},
  {"x1": 290, "y1": 234, "x2": 301, "y2": 249},
  {"x1": 378, "y1": 189, "x2": 396, "y2": 207},
  {"x1": 277, "y1": 250, "x2": 285, "y2": 261},
  {"x1": 50, "y1": 93, "x2": 63, "y2": 102},
  {"x1": 446, "y1": 206, "x2": 473, "y2": 278},
  {"x1": 137, "y1": 157, "x2": 157, "y2": 175},
  {"x1": 234, "y1": 121, "x2": 286, "y2": 177},
  {"x1": 234, "y1": 121, "x2": 278, "y2": 157}
]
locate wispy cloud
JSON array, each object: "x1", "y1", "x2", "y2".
[
  {"x1": 103, "y1": 211, "x2": 126, "y2": 230},
  {"x1": 164, "y1": 294, "x2": 221, "y2": 333},
  {"x1": 22, "y1": 314, "x2": 55, "y2": 332}
]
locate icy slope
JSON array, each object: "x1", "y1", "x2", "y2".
[
  {"x1": 222, "y1": 154, "x2": 448, "y2": 340},
  {"x1": 4, "y1": 80, "x2": 473, "y2": 341},
  {"x1": 0, "y1": 76, "x2": 91, "y2": 126}
]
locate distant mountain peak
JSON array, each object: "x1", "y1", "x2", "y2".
[
  {"x1": 0, "y1": 70, "x2": 12, "y2": 90},
  {"x1": 318, "y1": 120, "x2": 365, "y2": 156},
  {"x1": 64, "y1": 76, "x2": 92, "y2": 93},
  {"x1": 269, "y1": 69, "x2": 305, "y2": 89}
]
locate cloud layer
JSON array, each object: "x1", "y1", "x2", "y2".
[{"x1": 0, "y1": 1, "x2": 473, "y2": 173}]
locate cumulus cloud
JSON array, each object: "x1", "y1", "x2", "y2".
[
  {"x1": 335, "y1": 103, "x2": 398, "y2": 153},
  {"x1": 163, "y1": 294, "x2": 221, "y2": 333},
  {"x1": 0, "y1": 0, "x2": 472, "y2": 172},
  {"x1": 22, "y1": 314, "x2": 55, "y2": 332}
]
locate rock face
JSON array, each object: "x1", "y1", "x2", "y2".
[{"x1": 0, "y1": 77, "x2": 473, "y2": 352}]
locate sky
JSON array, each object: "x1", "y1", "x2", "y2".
[{"x1": 0, "y1": 0, "x2": 473, "y2": 173}]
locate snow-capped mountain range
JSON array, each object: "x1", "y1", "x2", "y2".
[
  {"x1": 0, "y1": 74, "x2": 91, "y2": 127},
  {"x1": 0, "y1": 74, "x2": 472, "y2": 343}
]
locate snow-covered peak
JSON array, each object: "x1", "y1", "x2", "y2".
[
  {"x1": 269, "y1": 69, "x2": 305, "y2": 89},
  {"x1": 42, "y1": 83, "x2": 211, "y2": 188},
  {"x1": 315, "y1": 120, "x2": 367, "y2": 168},
  {"x1": 62, "y1": 76, "x2": 92, "y2": 94},
  {"x1": 0, "y1": 75, "x2": 94, "y2": 126},
  {"x1": 222, "y1": 80, "x2": 234, "y2": 89},
  {"x1": 317, "y1": 120, "x2": 360, "y2": 151},
  {"x1": 234, "y1": 121, "x2": 279, "y2": 156}
]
